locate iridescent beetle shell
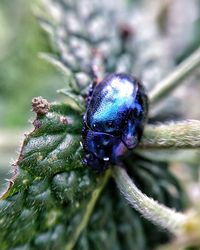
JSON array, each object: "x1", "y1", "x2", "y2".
[{"x1": 82, "y1": 73, "x2": 148, "y2": 171}]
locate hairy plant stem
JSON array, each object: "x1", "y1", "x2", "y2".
[
  {"x1": 113, "y1": 166, "x2": 186, "y2": 234},
  {"x1": 65, "y1": 168, "x2": 112, "y2": 250},
  {"x1": 1, "y1": 120, "x2": 200, "y2": 154},
  {"x1": 139, "y1": 120, "x2": 200, "y2": 149},
  {"x1": 149, "y1": 47, "x2": 200, "y2": 105}
]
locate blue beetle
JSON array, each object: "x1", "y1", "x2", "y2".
[{"x1": 82, "y1": 73, "x2": 148, "y2": 171}]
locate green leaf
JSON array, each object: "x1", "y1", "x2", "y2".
[{"x1": 0, "y1": 103, "x2": 100, "y2": 249}]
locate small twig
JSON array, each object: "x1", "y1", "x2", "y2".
[
  {"x1": 139, "y1": 120, "x2": 200, "y2": 149},
  {"x1": 1, "y1": 120, "x2": 200, "y2": 153},
  {"x1": 113, "y1": 166, "x2": 186, "y2": 234},
  {"x1": 149, "y1": 47, "x2": 200, "y2": 105}
]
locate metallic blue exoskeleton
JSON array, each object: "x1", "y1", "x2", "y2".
[{"x1": 82, "y1": 73, "x2": 148, "y2": 171}]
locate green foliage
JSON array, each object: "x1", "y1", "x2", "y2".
[
  {"x1": 77, "y1": 159, "x2": 186, "y2": 250},
  {"x1": 0, "y1": 103, "x2": 100, "y2": 250},
  {"x1": 1, "y1": 0, "x2": 199, "y2": 249},
  {"x1": 0, "y1": 101, "x2": 186, "y2": 249},
  {"x1": 0, "y1": 101, "x2": 185, "y2": 249}
]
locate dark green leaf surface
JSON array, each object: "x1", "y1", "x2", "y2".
[{"x1": 0, "y1": 103, "x2": 100, "y2": 250}]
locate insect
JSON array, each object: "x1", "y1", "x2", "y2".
[{"x1": 82, "y1": 73, "x2": 148, "y2": 171}]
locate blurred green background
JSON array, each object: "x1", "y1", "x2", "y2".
[
  {"x1": 0, "y1": 0, "x2": 65, "y2": 128},
  {"x1": 0, "y1": 0, "x2": 65, "y2": 186}
]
